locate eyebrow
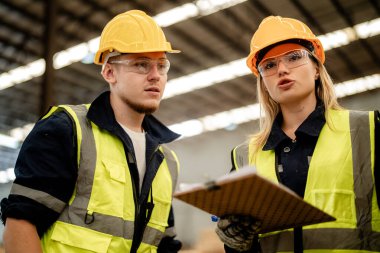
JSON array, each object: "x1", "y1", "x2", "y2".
[{"x1": 130, "y1": 57, "x2": 168, "y2": 61}]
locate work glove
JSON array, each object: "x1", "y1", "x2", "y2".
[{"x1": 215, "y1": 214, "x2": 261, "y2": 252}]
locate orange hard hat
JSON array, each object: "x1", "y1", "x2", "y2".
[
  {"x1": 94, "y1": 10, "x2": 180, "y2": 65},
  {"x1": 246, "y1": 16, "x2": 325, "y2": 76}
]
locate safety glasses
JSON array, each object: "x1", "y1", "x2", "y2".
[
  {"x1": 258, "y1": 49, "x2": 311, "y2": 77},
  {"x1": 109, "y1": 58, "x2": 171, "y2": 75}
]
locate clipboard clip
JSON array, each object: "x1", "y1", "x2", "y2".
[{"x1": 204, "y1": 180, "x2": 221, "y2": 191}]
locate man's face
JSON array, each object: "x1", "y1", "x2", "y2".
[{"x1": 108, "y1": 52, "x2": 168, "y2": 114}]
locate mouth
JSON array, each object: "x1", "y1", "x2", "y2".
[
  {"x1": 277, "y1": 78, "x2": 294, "y2": 87},
  {"x1": 145, "y1": 86, "x2": 160, "y2": 93}
]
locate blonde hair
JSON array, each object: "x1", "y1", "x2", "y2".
[{"x1": 249, "y1": 60, "x2": 342, "y2": 162}]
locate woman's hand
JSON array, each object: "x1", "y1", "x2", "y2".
[{"x1": 215, "y1": 214, "x2": 261, "y2": 252}]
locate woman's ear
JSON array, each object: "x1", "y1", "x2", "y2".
[
  {"x1": 314, "y1": 67, "x2": 320, "y2": 80},
  {"x1": 101, "y1": 63, "x2": 117, "y2": 84}
]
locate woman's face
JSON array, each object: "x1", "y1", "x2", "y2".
[{"x1": 260, "y1": 43, "x2": 319, "y2": 106}]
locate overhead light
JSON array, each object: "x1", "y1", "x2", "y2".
[
  {"x1": 169, "y1": 119, "x2": 204, "y2": 138},
  {"x1": 0, "y1": 168, "x2": 15, "y2": 184},
  {"x1": 335, "y1": 74, "x2": 380, "y2": 97},
  {"x1": 154, "y1": 3, "x2": 199, "y2": 27},
  {"x1": 0, "y1": 59, "x2": 45, "y2": 90},
  {"x1": 355, "y1": 18, "x2": 380, "y2": 39},
  {"x1": 155, "y1": 0, "x2": 247, "y2": 27},
  {"x1": 319, "y1": 17, "x2": 380, "y2": 50},
  {"x1": 169, "y1": 103, "x2": 261, "y2": 138},
  {"x1": 0, "y1": 133, "x2": 20, "y2": 149},
  {"x1": 164, "y1": 59, "x2": 249, "y2": 99},
  {"x1": 54, "y1": 43, "x2": 90, "y2": 69}
]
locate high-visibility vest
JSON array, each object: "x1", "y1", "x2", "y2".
[
  {"x1": 37, "y1": 105, "x2": 179, "y2": 253},
  {"x1": 232, "y1": 110, "x2": 380, "y2": 252}
]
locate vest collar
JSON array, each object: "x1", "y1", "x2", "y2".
[
  {"x1": 263, "y1": 102, "x2": 325, "y2": 150},
  {"x1": 87, "y1": 91, "x2": 180, "y2": 145}
]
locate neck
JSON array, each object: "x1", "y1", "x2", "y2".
[
  {"x1": 280, "y1": 97, "x2": 317, "y2": 139},
  {"x1": 110, "y1": 94, "x2": 145, "y2": 133}
]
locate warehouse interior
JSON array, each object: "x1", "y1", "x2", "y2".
[{"x1": 0, "y1": 0, "x2": 379, "y2": 251}]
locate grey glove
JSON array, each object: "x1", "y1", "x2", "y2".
[{"x1": 215, "y1": 215, "x2": 261, "y2": 252}]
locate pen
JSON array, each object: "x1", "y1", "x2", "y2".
[{"x1": 211, "y1": 215, "x2": 219, "y2": 222}]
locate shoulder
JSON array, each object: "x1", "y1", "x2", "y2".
[
  {"x1": 30, "y1": 110, "x2": 74, "y2": 138},
  {"x1": 231, "y1": 141, "x2": 250, "y2": 170},
  {"x1": 161, "y1": 145, "x2": 179, "y2": 165}
]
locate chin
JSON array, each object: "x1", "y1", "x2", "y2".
[{"x1": 135, "y1": 104, "x2": 159, "y2": 114}]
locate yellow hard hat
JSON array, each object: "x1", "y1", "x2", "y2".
[
  {"x1": 94, "y1": 10, "x2": 180, "y2": 65},
  {"x1": 246, "y1": 16, "x2": 325, "y2": 76}
]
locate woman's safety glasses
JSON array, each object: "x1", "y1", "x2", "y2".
[
  {"x1": 109, "y1": 58, "x2": 170, "y2": 75},
  {"x1": 258, "y1": 49, "x2": 311, "y2": 77}
]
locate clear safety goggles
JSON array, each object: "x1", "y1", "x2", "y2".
[
  {"x1": 109, "y1": 58, "x2": 171, "y2": 75},
  {"x1": 258, "y1": 49, "x2": 311, "y2": 77}
]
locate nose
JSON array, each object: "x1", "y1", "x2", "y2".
[
  {"x1": 147, "y1": 63, "x2": 161, "y2": 81},
  {"x1": 276, "y1": 60, "x2": 290, "y2": 75}
]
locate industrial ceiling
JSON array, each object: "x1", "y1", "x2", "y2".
[{"x1": 0, "y1": 0, "x2": 379, "y2": 171}]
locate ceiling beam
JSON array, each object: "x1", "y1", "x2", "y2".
[
  {"x1": 40, "y1": 0, "x2": 58, "y2": 116},
  {"x1": 329, "y1": 0, "x2": 380, "y2": 69}
]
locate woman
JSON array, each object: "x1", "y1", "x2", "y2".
[{"x1": 216, "y1": 16, "x2": 380, "y2": 253}]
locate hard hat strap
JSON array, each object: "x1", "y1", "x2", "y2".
[{"x1": 101, "y1": 51, "x2": 121, "y2": 72}]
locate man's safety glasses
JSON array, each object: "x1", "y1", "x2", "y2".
[
  {"x1": 109, "y1": 58, "x2": 171, "y2": 75},
  {"x1": 258, "y1": 49, "x2": 311, "y2": 77}
]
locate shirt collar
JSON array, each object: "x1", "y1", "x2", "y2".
[
  {"x1": 87, "y1": 91, "x2": 180, "y2": 144},
  {"x1": 263, "y1": 102, "x2": 325, "y2": 150}
]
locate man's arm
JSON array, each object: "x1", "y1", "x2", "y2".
[
  {"x1": 3, "y1": 218, "x2": 42, "y2": 253},
  {"x1": 1, "y1": 110, "x2": 78, "y2": 247}
]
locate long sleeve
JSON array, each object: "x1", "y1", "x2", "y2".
[{"x1": 0, "y1": 111, "x2": 78, "y2": 236}]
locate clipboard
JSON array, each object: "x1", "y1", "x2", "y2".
[{"x1": 174, "y1": 167, "x2": 336, "y2": 233}]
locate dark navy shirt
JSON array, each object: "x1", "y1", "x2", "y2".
[
  {"x1": 263, "y1": 104, "x2": 326, "y2": 197},
  {"x1": 263, "y1": 105, "x2": 380, "y2": 200}
]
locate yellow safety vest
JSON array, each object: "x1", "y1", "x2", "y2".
[
  {"x1": 233, "y1": 110, "x2": 380, "y2": 252},
  {"x1": 39, "y1": 105, "x2": 179, "y2": 253}
]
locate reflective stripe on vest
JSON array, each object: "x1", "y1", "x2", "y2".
[
  {"x1": 40, "y1": 105, "x2": 178, "y2": 252},
  {"x1": 234, "y1": 110, "x2": 380, "y2": 252},
  {"x1": 161, "y1": 145, "x2": 179, "y2": 194},
  {"x1": 232, "y1": 143, "x2": 250, "y2": 170},
  {"x1": 10, "y1": 183, "x2": 66, "y2": 213}
]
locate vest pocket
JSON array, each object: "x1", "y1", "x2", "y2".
[
  {"x1": 103, "y1": 160, "x2": 126, "y2": 183},
  {"x1": 311, "y1": 189, "x2": 355, "y2": 226},
  {"x1": 50, "y1": 221, "x2": 112, "y2": 253},
  {"x1": 94, "y1": 159, "x2": 134, "y2": 218}
]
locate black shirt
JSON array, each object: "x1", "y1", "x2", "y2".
[{"x1": 263, "y1": 104, "x2": 326, "y2": 197}]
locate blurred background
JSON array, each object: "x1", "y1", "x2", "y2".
[{"x1": 0, "y1": 0, "x2": 379, "y2": 251}]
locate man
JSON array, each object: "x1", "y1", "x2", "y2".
[{"x1": 1, "y1": 10, "x2": 182, "y2": 253}]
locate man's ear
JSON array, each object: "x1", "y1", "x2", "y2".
[{"x1": 101, "y1": 63, "x2": 117, "y2": 84}]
